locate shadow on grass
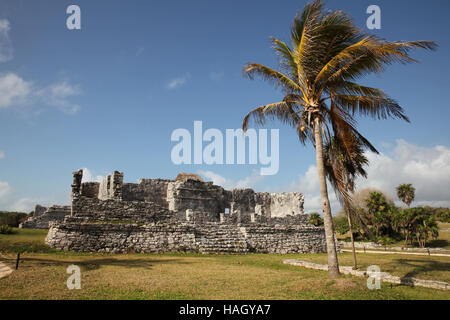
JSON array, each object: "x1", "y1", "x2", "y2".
[
  {"x1": 20, "y1": 256, "x2": 192, "y2": 271},
  {"x1": 426, "y1": 239, "x2": 449, "y2": 248},
  {"x1": 394, "y1": 258, "x2": 450, "y2": 281}
]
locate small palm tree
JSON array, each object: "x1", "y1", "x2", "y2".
[
  {"x1": 241, "y1": 0, "x2": 436, "y2": 277},
  {"x1": 396, "y1": 184, "x2": 415, "y2": 207},
  {"x1": 309, "y1": 212, "x2": 324, "y2": 226},
  {"x1": 398, "y1": 208, "x2": 419, "y2": 248},
  {"x1": 323, "y1": 136, "x2": 368, "y2": 270}
]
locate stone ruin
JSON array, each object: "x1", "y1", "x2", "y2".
[
  {"x1": 20, "y1": 204, "x2": 70, "y2": 229},
  {"x1": 45, "y1": 169, "x2": 327, "y2": 254}
]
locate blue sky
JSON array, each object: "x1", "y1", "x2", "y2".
[{"x1": 0, "y1": 0, "x2": 449, "y2": 213}]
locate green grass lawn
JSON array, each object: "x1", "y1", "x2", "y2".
[
  {"x1": 0, "y1": 228, "x2": 449, "y2": 300},
  {"x1": 0, "y1": 228, "x2": 52, "y2": 253}
]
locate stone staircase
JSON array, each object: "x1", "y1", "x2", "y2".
[{"x1": 195, "y1": 224, "x2": 248, "y2": 254}]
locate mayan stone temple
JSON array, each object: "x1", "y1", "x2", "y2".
[{"x1": 44, "y1": 169, "x2": 327, "y2": 254}]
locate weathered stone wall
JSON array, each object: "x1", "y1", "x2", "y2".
[
  {"x1": 167, "y1": 180, "x2": 230, "y2": 214},
  {"x1": 33, "y1": 204, "x2": 47, "y2": 218},
  {"x1": 122, "y1": 179, "x2": 170, "y2": 208},
  {"x1": 269, "y1": 193, "x2": 304, "y2": 217},
  {"x1": 71, "y1": 196, "x2": 172, "y2": 223},
  {"x1": 45, "y1": 169, "x2": 324, "y2": 254},
  {"x1": 98, "y1": 171, "x2": 123, "y2": 200},
  {"x1": 20, "y1": 205, "x2": 71, "y2": 229},
  {"x1": 45, "y1": 218, "x2": 326, "y2": 254},
  {"x1": 241, "y1": 225, "x2": 326, "y2": 254},
  {"x1": 229, "y1": 190, "x2": 304, "y2": 218},
  {"x1": 230, "y1": 189, "x2": 257, "y2": 214},
  {"x1": 81, "y1": 182, "x2": 100, "y2": 198}
]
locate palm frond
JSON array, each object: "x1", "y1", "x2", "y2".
[
  {"x1": 271, "y1": 37, "x2": 298, "y2": 79},
  {"x1": 243, "y1": 63, "x2": 301, "y2": 94},
  {"x1": 316, "y1": 38, "x2": 437, "y2": 94},
  {"x1": 291, "y1": 0, "x2": 324, "y2": 89},
  {"x1": 242, "y1": 100, "x2": 300, "y2": 132},
  {"x1": 333, "y1": 94, "x2": 409, "y2": 122}
]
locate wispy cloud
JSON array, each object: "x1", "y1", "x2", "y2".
[
  {"x1": 0, "y1": 150, "x2": 4, "y2": 159},
  {"x1": 0, "y1": 180, "x2": 62, "y2": 212},
  {"x1": 0, "y1": 19, "x2": 13, "y2": 63},
  {"x1": 7, "y1": 197, "x2": 56, "y2": 212},
  {"x1": 0, "y1": 73, "x2": 32, "y2": 108},
  {"x1": 282, "y1": 165, "x2": 340, "y2": 214},
  {"x1": 167, "y1": 73, "x2": 190, "y2": 90},
  {"x1": 281, "y1": 139, "x2": 450, "y2": 214},
  {"x1": 355, "y1": 139, "x2": 450, "y2": 208},
  {"x1": 81, "y1": 168, "x2": 104, "y2": 183},
  {"x1": 0, "y1": 23, "x2": 81, "y2": 115},
  {"x1": 36, "y1": 80, "x2": 82, "y2": 115},
  {"x1": 0, "y1": 181, "x2": 11, "y2": 199},
  {"x1": 0, "y1": 73, "x2": 82, "y2": 115}
]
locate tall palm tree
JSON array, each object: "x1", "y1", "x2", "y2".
[
  {"x1": 241, "y1": 0, "x2": 436, "y2": 277},
  {"x1": 396, "y1": 183, "x2": 415, "y2": 207}
]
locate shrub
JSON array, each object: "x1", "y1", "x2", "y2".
[
  {"x1": 0, "y1": 224, "x2": 15, "y2": 234},
  {"x1": 0, "y1": 211, "x2": 28, "y2": 227},
  {"x1": 375, "y1": 235, "x2": 396, "y2": 246},
  {"x1": 333, "y1": 215, "x2": 349, "y2": 235},
  {"x1": 309, "y1": 212, "x2": 323, "y2": 226}
]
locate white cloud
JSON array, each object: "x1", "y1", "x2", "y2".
[
  {"x1": 0, "y1": 181, "x2": 12, "y2": 199},
  {"x1": 167, "y1": 73, "x2": 190, "y2": 90},
  {"x1": 0, "y1": 150, "x2": 4, "y2": 159},
  {"x1": 283, "y1": 165, "x2": 340, "y2": 214},
  {"x1": 0, "y1": 180, "x2": 61, "y2": 212},
  {"x1": 8, "y1": 197, "x2": 52, "y2": 212},
  {"x1": 0, "y1": 73, "x2": 32, "y2": 108},
  {"x1": 282, "y1": 139, "x2": 450, "y2": 214},
  {"x1": 0, "y1": 20, "x2": 81, "y2": 115},
  {"x1": 198, "y1": 169, "x2": 265, "y2": 190},
  {"x1": 0, "y1": 19, "x2": 13, "y2": 63},
  {"x1": 0, "y1": 73, "x2": 81, "y2": 115},
  {"x1": 355, "y1": 139, "x2": 450, "y2": 207},
  {"x1": 36, "y1": 80, "x2": 81, "y2": 115},
  {"x1": 81, "y1": 168, "x2": 104, "y2": 183}
]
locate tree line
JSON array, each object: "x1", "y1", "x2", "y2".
[{"x1": 330, "y1": 184, "x2": 447, "y2": 248}]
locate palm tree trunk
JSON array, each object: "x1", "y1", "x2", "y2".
[
  {"x1": 404, "y1": 231, "x2": 409, "y2": 249},
  {"x1": 346, "y1": 209, "x2": 357, "y2": 270},
  {"x1": 314, "y1": 117, "x2": 340, "y2": 278}
]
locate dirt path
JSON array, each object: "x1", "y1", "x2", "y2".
[{"x1": 340, "y1": 249, "x2": 450, "y2": 257}]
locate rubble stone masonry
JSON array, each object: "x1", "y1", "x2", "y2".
[{"x1": 44, "y1": 169, "x2": 327, "y2": 254}]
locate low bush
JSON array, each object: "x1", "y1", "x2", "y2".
[{"x1": 0, "y1": 224, "x2": 15, "y2": 234}]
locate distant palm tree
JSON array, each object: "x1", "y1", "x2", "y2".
[
  {"x1": 309, "y1": 212, "x2": 323, "y2": 226},
  {"x1": 242, "y1": 0, "x2": 436, "y2": 277},
  {"x1": 396, "y1": 184, "x2": 415, "y2": 207}
]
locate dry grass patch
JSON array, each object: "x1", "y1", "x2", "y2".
[
  {"x1": 299, "y1": 252, "x2": 450, "y2": 283},
  {"x1": 1, "y1": 229, "x2": 449, "y2": 299}
]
